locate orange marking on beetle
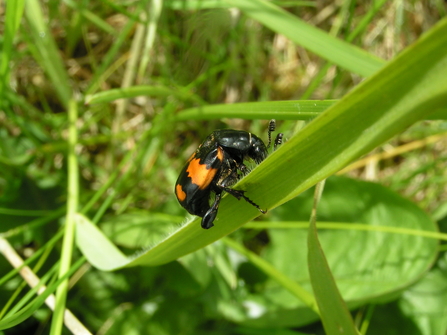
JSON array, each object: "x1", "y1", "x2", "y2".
[
  {"x1": 187, "y1": 158, "x2": 218, "y2": 190},
  {"x1": 216, "y1": 146, "x2": 224, "y2": 161},
  {"x1": 175, "y1": 184, "x2": 187, "y2": 201}
]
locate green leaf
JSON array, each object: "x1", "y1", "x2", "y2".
[
  {"x1": 367, "y1": 259, "x2": 447, "y2": 335},
  {"x1": 239, "y1": 176, "x2": 438, "y2": 328},
  {"x1": 399, "y1": 261, "x2": 447, "y2": 334}
]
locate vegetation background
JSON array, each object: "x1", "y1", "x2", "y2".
[{"x1": 1, "y1": 0, "x2": 447, "y2": 334}]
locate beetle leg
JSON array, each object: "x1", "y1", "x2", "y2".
[
  {"x1": 202, "y1": 192, "x2": 222, "y2": 229},
  {"x1": 215, "y1": 160, "x2": 267, "y2": 214},
  {"x1": 237, "y1": 163, "x2": 250, "y2": 176},
  {"x1": 217, "y1": 185, "x2": 267, "y2": 214}
]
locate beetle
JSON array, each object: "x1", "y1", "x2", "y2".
[{"x1": 175, "y1": 120, "x2": 282, "y2": 229}]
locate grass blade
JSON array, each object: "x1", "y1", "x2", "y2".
[
  {"x1": 50, "y1": 100, "x2": 79, "y2": 335},
  {"x1": 176, "y1": 100, "x2": 336, "y2": 121},
  {"x1": 308, "y1": 181, "x2": 359, "y2": 335},
  {"x1": 224, "y1": 0, "x2": 386, "y2": 77},
  {"x1": 0, "y1": 0, "x2": 25, "y2": 103},
  {"x1": 24, "y1": 0, "x2": 72, "y2": 106}
]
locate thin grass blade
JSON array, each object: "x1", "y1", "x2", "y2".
[{"x1": 224, "y1": 0, "x2": 386, "y2": 77}]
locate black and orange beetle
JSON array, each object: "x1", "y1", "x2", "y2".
[{"x1": 175, "y1": 120, "x2": 282, "y2": 229}]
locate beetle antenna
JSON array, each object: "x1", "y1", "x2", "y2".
[
  {"x1": 266, "y1": 119, "x2": 276, "y2": 149},
  {"x1": 274, "y1": 133, "x2": 283, "y2": 151}
]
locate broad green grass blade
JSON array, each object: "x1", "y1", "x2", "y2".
[
  {"x1": 77, "y1": 19, "x2": 447, "y2": 268},
  {"x1": 245, "y1": 221, "x2": 446, "y2": 241},
  {"x1": 308, "y1": 217, "x2": 359, "y2": 335},
  {"x1": 178, "y1": 100, "x2": 447, "y2": 121},
  {"x1": 24, "y1": 0, "x2": 72, "y2": 107},
  {"x1": 224, "y1": 0, "x2": 386, "y2": 77},
  {"x1": 176, "y1": 100, "x2": 336, "y2": 121},
  {"x1": 75, "y1": 214, "x2": 130, "y2": 269},
  {"x1": 308, "y1": 181, "x2": 359, "y2": 335}
]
